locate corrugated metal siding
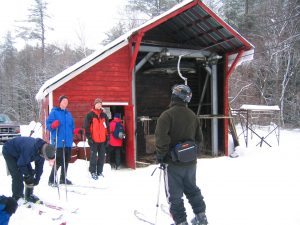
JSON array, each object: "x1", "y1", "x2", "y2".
[{"x1": 142, "y1": 3, "x2": 249, "y2": 54}]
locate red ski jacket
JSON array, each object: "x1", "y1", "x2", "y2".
[{"x1": 84, "y1": 109, "x2": 109, "y2": 143}]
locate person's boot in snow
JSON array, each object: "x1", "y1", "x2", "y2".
[
  {"x1": 26, "y1": 195, "x2": 41, "y2": 203},
  {"x1": 24, "y1": 186, "x2": 41, "y2": 203},
  {"x1": 191, "y1": 212, "x2": 208, "y2": 225},
  {"x1": 48, "y1": 180, "x2": 58, "y2": 187},
  {"x1": 97, "y1": 172, "x2": 104, "y2": 177},
  {"x1": 176, "y1": 221, "x2": 189, "y2": 225},
  {"x1": 91, "y1": 173, "x2": 98, "y2": 180},
  {"x1": 59, "y1": 178, "x2": 72, "y2": 185}
]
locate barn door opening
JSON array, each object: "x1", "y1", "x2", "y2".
[
  {"x1": 105, "y1": 105, "x2": 128, "y2": 169},
  {"x1": 134, "y1": 48, "x2": 226, "y2": 162}
]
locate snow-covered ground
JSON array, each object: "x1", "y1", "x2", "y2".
[{"x1": 1, "y1": 123, "x2": 300, "y2": 225}]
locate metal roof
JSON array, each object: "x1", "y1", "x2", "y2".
[
  {"x1": 140, "y1": 0, "x2": 253, "y2": 54},
  {"x1": 36, "y1": 0, "x2": 254, "y2": 101}
]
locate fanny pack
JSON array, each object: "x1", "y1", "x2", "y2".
[{"x1": 171, "y1": 141, "x2": 198, "y2": 163}]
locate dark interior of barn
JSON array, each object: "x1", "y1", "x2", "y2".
[{"x1": 134, "y1": 51, "x2": 226, "y2": 162}]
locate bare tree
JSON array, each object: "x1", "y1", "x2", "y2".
[
  {"x1": 126, "y1": 0, "x2": 183, "y2": 17},
  {"x1": 0, "y1": 32, "x2": 19, "y2": 119},
  {"x1": 229, "y1": 0, "x2": 300, "y2": 127},
  {"x1": 74, "y1": 19, "x2": 90, "y2": 57},
  {"x1": 103, "y1": 0, "x2": 186, "y2": 44},
  {"x1": 17, "y1": 0, "x2": 52, "y2": 67}
]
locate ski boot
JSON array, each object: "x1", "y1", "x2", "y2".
[
  {"x1": 48, "y1": 181, "x2": 58, "y2": 187},
  {"x1": 91, "y1": 173, "x2": 98, "y2": 180},
  {"x1": 24, "y1": 186, "x2": 42, "y2": 204},
  {"x1": 176, "y1": 221, "x2": 189, "y2": 225},
  {"x1": 191, "y1": 212, "x2": 208, "y2": 225},
  {"x1": 60, "y1": 178, "x2": 73, "y2": 185},
  {"x1": 97, "y1": 172, "x2": 104, "y2": 177}
]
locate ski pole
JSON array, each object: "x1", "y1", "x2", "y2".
[
  {"x1": 81, "y1": 128, "x2": 88, "y2": 168},
  {"x1": 154, "y1": 166, "x2": 164, "y2": 225},
  {"x1": 62, "y1": 140, "x2": 68, "y2": 201},
  {"x1": 29, "y1": 122, "x2": 38, "y2": 137},
  {"x1": 54, "y1": 128, "x2": 60, "y2": 200}
]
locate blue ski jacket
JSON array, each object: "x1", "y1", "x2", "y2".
[
  {"x1": 2, "y1": 137, "x2": 46, "y2": 180},
  {"x1": 46, "y1": 107, "x2": 75, "y2": 148}
]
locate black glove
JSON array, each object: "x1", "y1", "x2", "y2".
[
  {"x1": 156, "y1": 153, "x2": 166, "y2": 170},
  {"x1": 88, "y1": 139, "x2": 94, "y2": 147},
  {"x1": 159, "y1": 163, "x2": 166, "y2": 170},
  {"x1": 33, "y1": 178, "x2": 40, "y2": 186},
  {"x1": 23, "y1": 175, "x2": 34, "y2": 185},
  {"x1": 0, "y1": 196, "x2": 18, "y2": 215}
]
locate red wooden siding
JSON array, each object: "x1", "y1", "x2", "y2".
[
  {"x1": 45, "y1": 45, "x2": 135, "y2": 168},
  {"x1": 53, "y1": 46, "x2": 131, "y2": 128}
]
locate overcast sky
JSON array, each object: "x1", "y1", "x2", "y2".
[{"x1": 0, "y1": 0, "x2": 126, "y2": 49}]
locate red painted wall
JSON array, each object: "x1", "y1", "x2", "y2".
[{"x1": 42, "y1": 45, "x2": 136, "y2": 168}]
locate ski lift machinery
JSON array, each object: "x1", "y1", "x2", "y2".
[
  {"x1": 177, "y1": 52, "x2": 222, "y2": 156},
  {"x1": 136, "y1": 46, "x2": 223, "y2": 156}
]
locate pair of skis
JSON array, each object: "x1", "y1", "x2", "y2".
[
  {"x1": 23, "y1": 200, "x2": 78, "y2": 223},
  {"x1": 50, "y1": 183, "x2": 107, "y2": 195}
]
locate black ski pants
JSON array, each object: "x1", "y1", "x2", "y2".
[
  {"x1": 108, "y1": 146, "x2": 122, "y2": 168},
  {"x1": 48, "y1": 147, "x2": 71, "y2": 183},
  {"x1": 89, "y1": 142, "x2": 106, "y2": 174},
  {"x1": 2, "y1": 149, "x2": 24, "y2": 200},
  {"x1": 163, "y1": 163, "x2": 206, "y2": 225}
]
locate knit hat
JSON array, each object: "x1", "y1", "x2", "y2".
[
  {"x1": 94, "y1": 98, "x2": 103, "y2": 105},
  {"x1": 114, "y1": 113, "x2": 121, "y2": 118},
  {"x1": 41, "y1": 144, "x2": 56, "y2": 160},
  {"x1": 58, "y1": 95, "x2": 68, "y2": 103}
]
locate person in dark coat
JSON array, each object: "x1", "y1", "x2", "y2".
[
  {"x1": 46, "y1": 95, "x2": 75, "y2": 186},
  {"x1": 0, "y1": 195, "x2": 18, "y2": 225},
  {"x1": 155, "y1": 84, "x2": 208, "y2": 225},
  {"x1": 2, "y1": 137, "x2": 55, "y2": 203},
  {"x1": 83, "y1": 98, "x2": 109, "y2": 180}
]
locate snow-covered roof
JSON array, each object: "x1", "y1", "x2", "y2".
[
  {"x1": 240, "y1": 105, "x2": 280, "y2": 111},
  {"x1": 35, "y1": 0, "x2": 195, "y2": 101},
  {"x1": 36, "y1": 0, "x2": 254, "y2": 101}
]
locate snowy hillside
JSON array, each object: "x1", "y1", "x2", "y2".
[{"x1": 0, "y1": 124, "x2": 300, "y2": 225}]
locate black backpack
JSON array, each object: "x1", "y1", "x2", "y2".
[{"x1": 113, "y1": 122, "x2": 125, "y2": 139}]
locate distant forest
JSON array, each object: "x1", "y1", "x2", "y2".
[{"x1": 0, "y1": 0, "x2": 299, "y2": 127}]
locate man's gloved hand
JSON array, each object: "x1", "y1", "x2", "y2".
[
  {"x1": 0, "y1": 196, "x2": 18, "y2": 215},
  {"x1": 156, "y1": 153, "x2": 166, "y2": 170},
  {"x1": 51, "y1": 120, "x2": 60, "y2": 129},
  {"x1": 159, "y1": 163, "x2": 166, "y2": 170},
  {"x1": 88, "y1": 139, "x2": 94, "y2": 147},
  {"x1": 23, "y1": 175, "x2": 35, "y2": 185},
  {"x1": 33, "y1": 177, "x2": 40, "y2": 186}
]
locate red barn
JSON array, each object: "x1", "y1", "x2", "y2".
[{"x1": 36, "y1": 0, "x2": 254, "y2": 169}]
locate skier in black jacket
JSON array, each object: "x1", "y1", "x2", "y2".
[
  {"x1": 2, "y1": 137, "x2": 55, "y2": 204},
  {"x1": 155, "y1": 84, "x2": 208, "y2": 225}
]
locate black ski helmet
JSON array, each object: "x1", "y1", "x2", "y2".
[
  {"x1": 171, "y1": 84, "x2": 192, "y2": 103},
  {"x1": 41, "y1": 143, "x2": 56, "y2": 160}
]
